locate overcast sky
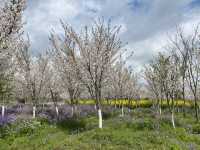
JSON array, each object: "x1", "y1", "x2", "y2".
[{"x1": 23, "y1": 0, "x2": 200, "y2": 72}]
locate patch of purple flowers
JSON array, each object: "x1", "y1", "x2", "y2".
[
  {"x1": 0, "y1": 114, "x2": 17, "y2": 126},
  {"x1": 0, "y1": 104, "x2": 118, "y2": 125}
]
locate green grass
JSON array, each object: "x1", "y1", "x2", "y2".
[{"x1": 0, "y1": 108, "x2": 200, "y2": 150}]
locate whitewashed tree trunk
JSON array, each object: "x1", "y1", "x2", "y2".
[
  {"x1": 121, "y1": 106, "x2": 124, "y2": 117},
  {"x1": 75, "y1": 105, "x2": 77, "y2": 112},
  {"x1": 74, "y1": 105, "x2": 78, "y2": 115},
  {"x1": 71, "y1": 106, "x2": 74, "y2": 116},
  {"x1": 55, "y1": 106, "x2": 59, "y2": 116},
  {"x1": 1, "y1": 105, "x2": 5, "y2": 118},
  {"x1": 42, "y1": 104, "x2": 45, "y2": 110},
  {"x1": 98, "y1": 109, "x2": 102, "y2": 129},
  {"x1": 159, "y1": 107, "x2": 162, "y2": 115},
  {"x1": 94, "y1": 104, "x2": 97, "y2": 110},
  {"x1": 33, "y1": 106, "x2": 36, "y2": 118},
  {"x1": 171, "y1": 111, "x2": 175, "y2": 128},
  {"x1": 19, "y1": 104, "x2": 22, "y2": 112}
]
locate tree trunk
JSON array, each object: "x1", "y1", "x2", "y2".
[
  {"x1": 183, "y1": 99, "x2": 186, "y2": 117},
  {"x1": 19, "y1": 104, "x2": 22, "y2": 112},
  {"x1": 121, "y1": 106, "x2": 124, "y2": 117},
  {"x1": 73, "y1": 105, "x2": 78, "y2": 117},
  {"x1": 55, "y1": 106, "x2": 59, "y2": 116},
  {"x1": 98, "y1": 108, "x2": 102, "y2": 129},
  {"x1": 74, "y1": 105, "x2": 77, "y2": 115},
  {"x1": 33, "y1": 106, "x2": 36, "y2": 118},
  {"x1": 128, "y1": 98, "x2": 131, "y2": 112},
  {"x1": 182, "y1": 77, "x2": 186, "y2": 117},
  {"x1": 1, "y1": 105, "x2": 5, "y2": 118},
  {"x1": 194, "y1": 98, "x2": 199, "y2": 122},
  {"x1": 159, "y1": 107, "x2": 162, "y2": 115},
  {"x1": 42, "y1": 103, "x2": 45, "y2": 110},
  {"x1": 159, "y1": 104, "x2": 162, "y2": 115},
  {"x1": 171, "y1": 110, "x2": 175, "y2": 128},
  {"x1": 115, "y1": 98, "x2": 117, "y2": 109},
  {"x1": 160, "y1": 99, "x2": 163, "y2": 115},
  {"x1": 71, "y1": 106, "x2": 74, "y2": 117}
]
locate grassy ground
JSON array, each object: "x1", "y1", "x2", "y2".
[{"x1": 0, "y1": 108, "x2": 200, "y2": 150}]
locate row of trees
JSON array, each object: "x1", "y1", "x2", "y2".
[
  {"x1": 15, "y1": 21, "x2": 140, "y2": 128},
  {"x1": 145, "y1": 25, "x2": 200, "y2": 128},
  {"x1": 1, "y1": 0, "x2": 199, "y2": 129},
  {"x1": 0, "y1": 1, "x2": 140, "y2": 128}
]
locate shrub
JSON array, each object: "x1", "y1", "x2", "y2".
[
  {"x1": 0, "y1": 119, "x2": 42, "y2": 138},
  {"x1": 126, "y1": 119, "x2": 155, "y2": 130},
  {"x1": 192, "y1": 124, "x2": 200, "y2": 134},
  {"x1": 56, "y1": 118, "x2": 86, "y2": 133}
]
